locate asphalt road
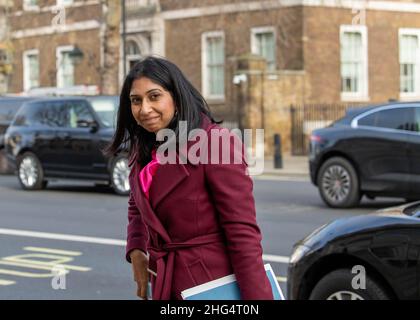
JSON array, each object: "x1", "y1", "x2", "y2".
[{"x1": 0, "y1": 174, "x2": 407, "y2": 299}]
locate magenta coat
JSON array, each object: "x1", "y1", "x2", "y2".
[{"x1": 126, "y1": 115, "x2": 273, "y2": 300}]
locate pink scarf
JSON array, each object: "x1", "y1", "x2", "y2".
[{"x1": 138, "y1": 149, "x2": 160, "y2": 200}]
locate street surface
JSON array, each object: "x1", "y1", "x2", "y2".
[{"x1": 0, "y1": 174, "x2": 405, "y2": 299}]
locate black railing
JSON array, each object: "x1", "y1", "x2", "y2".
[{"x1": 290, "y1": 103, "x2": 369, "y2": 155}]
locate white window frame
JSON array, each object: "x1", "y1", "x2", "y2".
[
  {"x1": 250, "y1": 26, "x2": 277, "y2": 71},
  {"x1": 23, "y1": 49, "x2": 39, "y2": 92},
  {"x1": 126, "y1": 39, "x2": 142, "y2": 73},
  {"x1": 201, "y1": 31, "x2": 225, "y2": 101},
  {"x1": 340, "y1": 25, "x2": 369, "y2": 102},
  {"x1": 56, "y1": 0, "x2": 74, "y2": 7},
  {"x1": 23, "y1": 0, "x2": 39, "y2": 11},
  {"x1": 399, "y1": 28, "x2": 420, "y2": 101},
  {"x1": 56, "y1": 45, "x2": 75, "y2": 88}
]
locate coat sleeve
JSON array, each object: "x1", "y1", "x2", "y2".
[
  {"x1": 126, "y1": 190, "x2": 149, "y2": 263},
  {"x1": 203, "y1": 127, "x2": 274, "y2": 300}
]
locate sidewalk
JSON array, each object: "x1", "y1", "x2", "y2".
[{"x1": 261, "y1": 154, "x2": 309, "y2": 178}]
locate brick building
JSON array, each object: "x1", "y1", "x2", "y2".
[
  {"x1": 5, "y1": 1, "x2": 420, "y2": 154},
  {"x1": 0, "y1": 0, "x2": 12, "y2": 94},
  {"x1": 122, "y1": 0, "x2": 420, "y2": 153},
  {"x1": 7, "y1": 0, "x2": 120, "y2": 95}
]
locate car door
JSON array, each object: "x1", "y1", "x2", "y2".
[
  {"x1": 28, "y1": 101, "x2": 64, "y2": 173},
  {"x1": 58, "y1": 100, "x2": 99, "y2": 176},
  {"x1": 351, "y1": 106, "x2": 412, "y2": 196},
  {"x1": 406, "y1": 106, "x2": 420, "y2": 198}
]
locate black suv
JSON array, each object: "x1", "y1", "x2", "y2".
[
  {"x1": 4, "y1": 96, "x2": 129, "y2": 195},
  {"x1": 310, "y1": 102, "x2": 420, "y2": 208}
]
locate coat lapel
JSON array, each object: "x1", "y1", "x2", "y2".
[
  {"x1": 148, "y1": 154, "x2": 190, "y2": 210},
  {"x1": 129, "y1": 161, "x2": 171, "y2": 243}
]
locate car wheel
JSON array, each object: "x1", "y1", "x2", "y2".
[
  {"x1": 317, "y1": 157, "x2": 360, "y2": 208},
  {"x1": 17, "y1": 152, "x2": 47, "y2": 190},
  {"x1": 110, "y1": 155, "x2": 130, "y2": 196},
  {"x1": 309, "y1": 268, "x2": 391, "y2": 300}
]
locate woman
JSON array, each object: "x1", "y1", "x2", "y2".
[{"x1": 106, "y1": 56, "x2": 273, "y2": 300}]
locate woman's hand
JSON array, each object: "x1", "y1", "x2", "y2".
[{"x1": 130, "y1": 249, "x2": 149, "y2": 299}]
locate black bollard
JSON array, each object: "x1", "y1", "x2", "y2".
[{"x1": 274, "y1": 134, "x2": 283, "y2": 169}]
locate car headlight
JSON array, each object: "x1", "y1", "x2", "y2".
[{"x1": 289, "y1": 245, "x2": 311, "y2": 264}]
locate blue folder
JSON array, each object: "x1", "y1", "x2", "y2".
[{"x1": 181, "y1": 263, "x2": 285, "y2": 300}]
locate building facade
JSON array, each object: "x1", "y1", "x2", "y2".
[
  {"x1": 6, "y1": 0, "x2": 420, "y2": 154},
  {"x1": 122, "y1": 0, "x2": 420, "y2": 153},
  {"x1": 126, "y1": 1, "x2": 420, "y2": 107},
  {"x1": 0, "y1": 0, "x2": 12, "y2": 94},
  {"x1": 7, "y1": 0, "x2": 121, "y2": 95}
]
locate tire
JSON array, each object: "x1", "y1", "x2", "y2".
[
  {"x1": 309, "y1": 268, "x2": 391, "y2": 300},
  {"x1": 110, "y1": 155, "x2": 130, "y2": 196},
  {"x1": 16, "y1": 152, "x2": 47, "y2": 191},
  {"x1": 317, "y1": 157, "x2": 360, "y2": 208}
]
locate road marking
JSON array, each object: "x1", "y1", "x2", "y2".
[
  {"x1": 0, "y1": 260, "x2": 90, "y2": 272},
  {"x1": 0, "y1": 228, "x2": 291, "y2": 264},
  {"x1": 0, "y1": 228, "x2": 126, "y2": 246},
  {"x1": 0, "y1": 279, "x2": 16, "y2": 286},
  {"x1": 23, "y1": 247, "x2": 82, "y2": 256},
  {"x1": 2, "y1": 254, "x2": 91, "y2": 271},
  {"x1": 276, "y1": 276, "x2": 287, "y2": 283},
  {"x1": 0, "y1": 247, "x2": 91, "y2": 285}
]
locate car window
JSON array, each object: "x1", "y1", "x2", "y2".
[
  {"x1": 67, "y1": 101, "x2": 95, "y2": 129},
  {"x1": 29, "y1": 102, "x2": 68, "y2": 127},
  {"x1": 88, "y1": 97, "x2": 118, "y2": 128},
  {"x1": 358, "y1": 107, "x2": 414, "y2": 131},
  {"x1": 27, "y1": 100, "x2": 94, "y2": 128},
  {"x1": 0, "y1": 100, "x2": 29, "y2": 122},
  {"x1": 414, "y1": 108, "x2": 420, "y2": 132}
]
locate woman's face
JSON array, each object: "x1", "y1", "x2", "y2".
[{"x1": 129, "y1": 77, "x2": 176, "y2": 133}]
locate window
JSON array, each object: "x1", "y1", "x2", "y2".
[
  {"x1": 358, "y1": 108, "x2": 414, "y2": 131},
  {"x1": 23, "y1": 0, "x2": 38, "y2": 10},
  {"x1": 56, "y1": 46, "x2": 75, "y2": 88},
  {"x1": 202, "y1": 31, "x2": 225, "y2": 100},
  {"x1": 251, "y1": 27, "x2": 276, "y2": 71},
  {"x1": 30, "y1": 102, "x2": 67, "y2": 127},
  {"x1": 340, "y1": 25, "x2": 369, "y2": 101},
  {"x1": 126, "y1": 40, "x2": 141, "y2": 72},
  {"x1": 23, "y1": 50, "x2": 39, "y2": 92},
  {"x1": 67, "y1": 101, "x2": 94, "y2": 129},
  {"x1": 399, "y1": 29, "x2": 420, "y2": 99},
  {"x1": 414, "y1": 108, "x2": 420, "y2": 132},
  {"x1": 88, "y1": 97, "x2": 119, "y2": 128},
  {"x1": 56, "y1": 0, "x2": 73, "y2": 6},
  {"x1": 29, "y1": 101, "x2": 93, "y2": 128}
]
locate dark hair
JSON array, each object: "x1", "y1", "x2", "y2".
[{"x1": 104, "y1": 55, "x2": 221, "y2": 167}]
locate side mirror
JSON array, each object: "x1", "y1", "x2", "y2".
[
  {"x1": 89, "y1": 120, "x2": 99, "y2": 133},
  {"x1": 77, "y1": 119, "x2": 99, "y2": 132}
]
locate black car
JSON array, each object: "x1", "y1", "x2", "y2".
[
  {"x1": 310, "y1": 102, "x2": 420, "y2": 208},
  {"x1": 287, "y1": 201, "x2": 420, "y2": 300},
  {"x1": 4, "y1": 96, "x2": 129, "y2": 195}
]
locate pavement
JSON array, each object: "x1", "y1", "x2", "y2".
[
  {"x1": 262, "y1": 154, "x2": 309, "y2": 178},
  {"x1": 0, "y1": 149, "x2": 310, "y2": 179}
]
